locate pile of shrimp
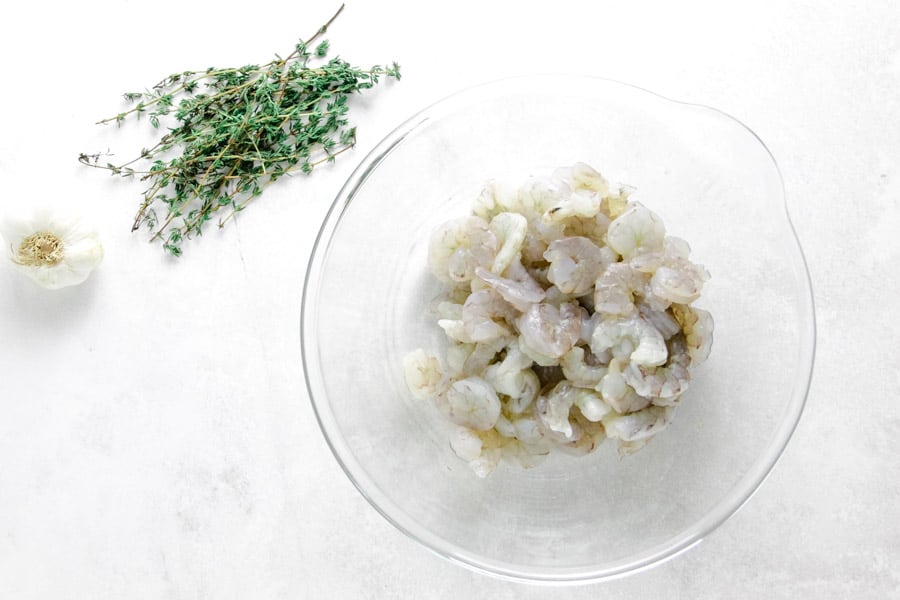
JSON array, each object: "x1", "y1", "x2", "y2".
[{"x1": 404, "y1": 163, "x2": 713, "y2": 477}]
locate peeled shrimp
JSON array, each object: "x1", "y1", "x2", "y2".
[
  {"x1": 428, "y1": 216, "x2": 498, "y2": 283},
  {"x1": 605, "y1": 202, "x2": 666, "y2": 260},
  {"x1": 560, "y1": 345, "x2": 608, "y2": 388},
  {"x1": 517, "y1": 301, "x2": 583, "y2": 359},
  {"x1": 475, "y1": 263, "x2": 545, "y2": 312},
  {"x1": 483, "y1": 341, "x2": 540, "y2": 414},
  {"x1": 488, "y1": 211, "x2": 528, "y2": 274},
  {"x1": 461, "y1": 288, "x2": 515, "y2": 342},
  {"x1": 544, "y1": 236, "x2": 615, "y2": 296},
  {"x1": 621, "y1": 335, "x2": 692, "y2": 403},
  {"x1": 561, "y1": 213, "x2": 612, "y2": 246},
  {"x1": 598, "y1": 359, "x2": 652, "y2": 414},
  {"x1": 594, "y1": 262, "x2": 650, "y2": 316},
  {"x1": 553, "y1": 162, "x2": 611, "y2": 195},
  {"x1": 602, "y1": 404, "x2": 675, "y2": 443},
  {"x1": 591, "y1": 314, "x2": 668, "y2": 367},
  {"x1": 650, "y1": 261, "x2": 709, "y2": 305},
  {"x1": 402, "y1": 349, "x2": 445, "y2": 400},
  {"x1": 472, "y1": 179, "x2": 519, "y2": 221},
  {"x1": 436, "y1": 376, "x2": 502, "y2": 431},
  {"x1": 671, "y1": 303, "x2": 714, "y2": 364},
  {"x1": 543, "y1": 189, "x2": 602, "y2": 223}
]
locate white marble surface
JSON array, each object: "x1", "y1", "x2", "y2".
[{"x1": 0, "y1": 1, "x2": 897, "y2": 597}]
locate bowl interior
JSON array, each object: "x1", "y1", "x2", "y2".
[{"x1": 302, "y1": 76, "x2": 815, "y2": 582}]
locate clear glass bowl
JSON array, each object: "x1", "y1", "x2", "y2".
[{"x1": 301, "y1": 76, "x2": 816, "y2": 584}]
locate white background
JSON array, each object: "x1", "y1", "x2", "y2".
[{"x1": 1, "y1": 1, "x2": 898, "y2": 598}]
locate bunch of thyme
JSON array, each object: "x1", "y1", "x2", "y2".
[{"x1": 79, "y1": 4, "x2": 400, "y2": 256}]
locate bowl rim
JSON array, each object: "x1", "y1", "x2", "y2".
[{"x1": 300, "y1": 74, "x2": 817, "y2": 584}]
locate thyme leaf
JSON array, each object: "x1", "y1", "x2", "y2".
[{"x1": 79, "y1": 4, "x2": 400, "y2": 256}]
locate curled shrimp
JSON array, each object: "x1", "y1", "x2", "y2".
[
  {"x1": 602, "y1": 405, "x2": 675, "y2": 453},
  {"x1": 428, "y1": 216, "x2": 498, "y2": 283},
  {"x1": 594, "y1": 262, "x2": 650, "y2": 316},
  {"x1": 557, "y1": 411, "x2": 607, "y2": 456},
  {"x1": 475, "y1": 262, "x2": 545, "y2": 312},
  {"x1": 544, "y1": 236, "x2": 615, "y2": 296},
  {"x1": 597, "y1": 359, "x2": 652, "y2": 414},
  {"x1": 488, "y1": 211, "x2": 528, "y2": 274},
  {"x1": 461, "y1": 288, "x2": 516, "y2": 342},
  {"x1": 621, "y1": 334, "x2": 691, "y2": 403},
  {"x1": 518, "y1": 176, "x2": 572, "y2": 218},
  {"x1": 591, "y1": 314, "x2": 668, "y2": 367},
  {"x1": 543, "y1": 189, "x2": 602, "y2": 223},
  {"x1": 561, "y1": 213, "x2": 612, "y2": 245},
  {"x1": 560, "y1": 345, "x2": 608, "y2": 388},
  {"x1": 402, "y1": 349, "x2": 445, "y2": 400},
  {"x1": 605, "y1": 201, "x2": 666, "y2": 260},
  {"x1": 483, "y1": 341, "x2": 540, "y2": 414},
  {"x1": 472, "y1": 179, "x2": 519, "y2": 221},
  {"x1": 435, "y1": 376, "x2": 502, "y2": 431},
  {"x1": 553, "y1": 162, "x2": 611, "y2": 194},
  {"x1": 517, "y1": 301, "x2": 583, "y2": 360},
  {"x1": 449, "y1": 427, "x2": 505, "y2": 478},
  {"x1": 536, "y1": 381, "x2": 612, "y2": 440},
  {"x1": 672, "y1": 303, "x2": 714, "y2": 364},
  {"x1": 637, "y1": 302, "x2": 682, "y2": 339}
]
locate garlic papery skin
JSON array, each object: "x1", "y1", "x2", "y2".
[{"x1": 0, "y1": 206, "x2": 104, "y2": 289}]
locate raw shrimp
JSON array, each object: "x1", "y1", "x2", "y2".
[
  {"x1": 553, "y1": 162, "x2": 611, "y2": 195},
  {"x1": 650, "y1": 261, "x2": 709, "y2": 305},
  {"x1": 543, "y1": 189, "x2": 602, "y2": 223},
  {"x1": 544, "y1": 236, "x2": 615, "y2": 296},
  {"x1": 561, "y1": 213, "x2": 612, "y2": 245},
  {"x1": 475, "y1": 263, "x2": 545, "y2": 312},
  {"x1": 518, "y1": 177, "x2": 572, "y2": 218},
  {"x1": 445, "y1": 341, "x2": 475, "y2": 378},
  {"x1": 488, "y1": 211, "x2": 528, "y2": 274},
  {"x1": 597, "y1": 359, "x2": 652, "y2": 414},
  {"x1": 472, "y1": 179, "x2": 519, "y2": 221},
  {"x1": 460, "y1": 335, "x2": 512, "y2": 378},
  {"x1": 428, "y1": 216, "x2": 498, "y2": 283},
  {"x1": 602, "y1": 404, "x2": 675, "y2": 443},
  {"x1": 605, "y1": 202, "x2": 666, "y2": 260},
  {"x1": 591, "y1": 314, "x2": 668, "y2": 367},
  {"x1": 557, "y1": 411, "x2": 607, "y2": 456},
  {"x1": 522, "y1": 218, "x2": 566, "y2": 265},
  {"x1": 402, "y1": 349, "x2": 445, "y2": 400},
  {"x1": 517, "y1": 301, "x2": 583, "y2": 359},
  {"x1": 483, "y1": 342, "x2": 540, "y2": 414},
  {"x1": 501, "y1": 438, "x2": 552, "y2": 469},
  {"x1": 535, "y1": 381, "x2": 578, "y2": 439},
  {"x1": 449, "y1": 427, "x2": 510, "y2": 477},
  {"x1": 671, "y1": 303, "x2": 714, "y2": 364},
  {"x1": 602, "y1": 184, "x2": 634, "y2": 219},
  {"x1": 536, "y1": 381, "x2": 612, "y2": 439},
  {"x1": 621, "y1": 335, "x2": 692, "y2": 403},
  {"x1": 560, "y1": 345, "x2": 608, "y2": 388},
  {"x1": 630, "y1": 236, "x2": 692, "y2": 273},
  {"x1": 435, "y1": 376, "x2": 502, "y2": 431},
  {"x1": 630, "y1": 237, "x2": 709, "y2": 305},
  {"x1": 637, "y1": 302, "x2": 682, "y2": 340},
  {"x1": 594, "y1": 262, "x2": 650, "y2": 316},
  {"x1": 461, "y1": 288, "x2": 516, "y2": 342},
  {"x1": 449, "y1": 426, "x2": 483, "y2": 462}
]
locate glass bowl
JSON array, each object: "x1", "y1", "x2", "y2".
[{"x1": 301, "y1": 76, "x2": 816, "y2": 584}]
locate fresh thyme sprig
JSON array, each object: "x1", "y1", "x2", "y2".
[{"x1": 79, "y1": 4, "x2": 400, "y2": 256}]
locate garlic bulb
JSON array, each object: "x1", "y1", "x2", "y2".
[{"x1": 0, "y1": 206, "x2": 104, "y2": 289}]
